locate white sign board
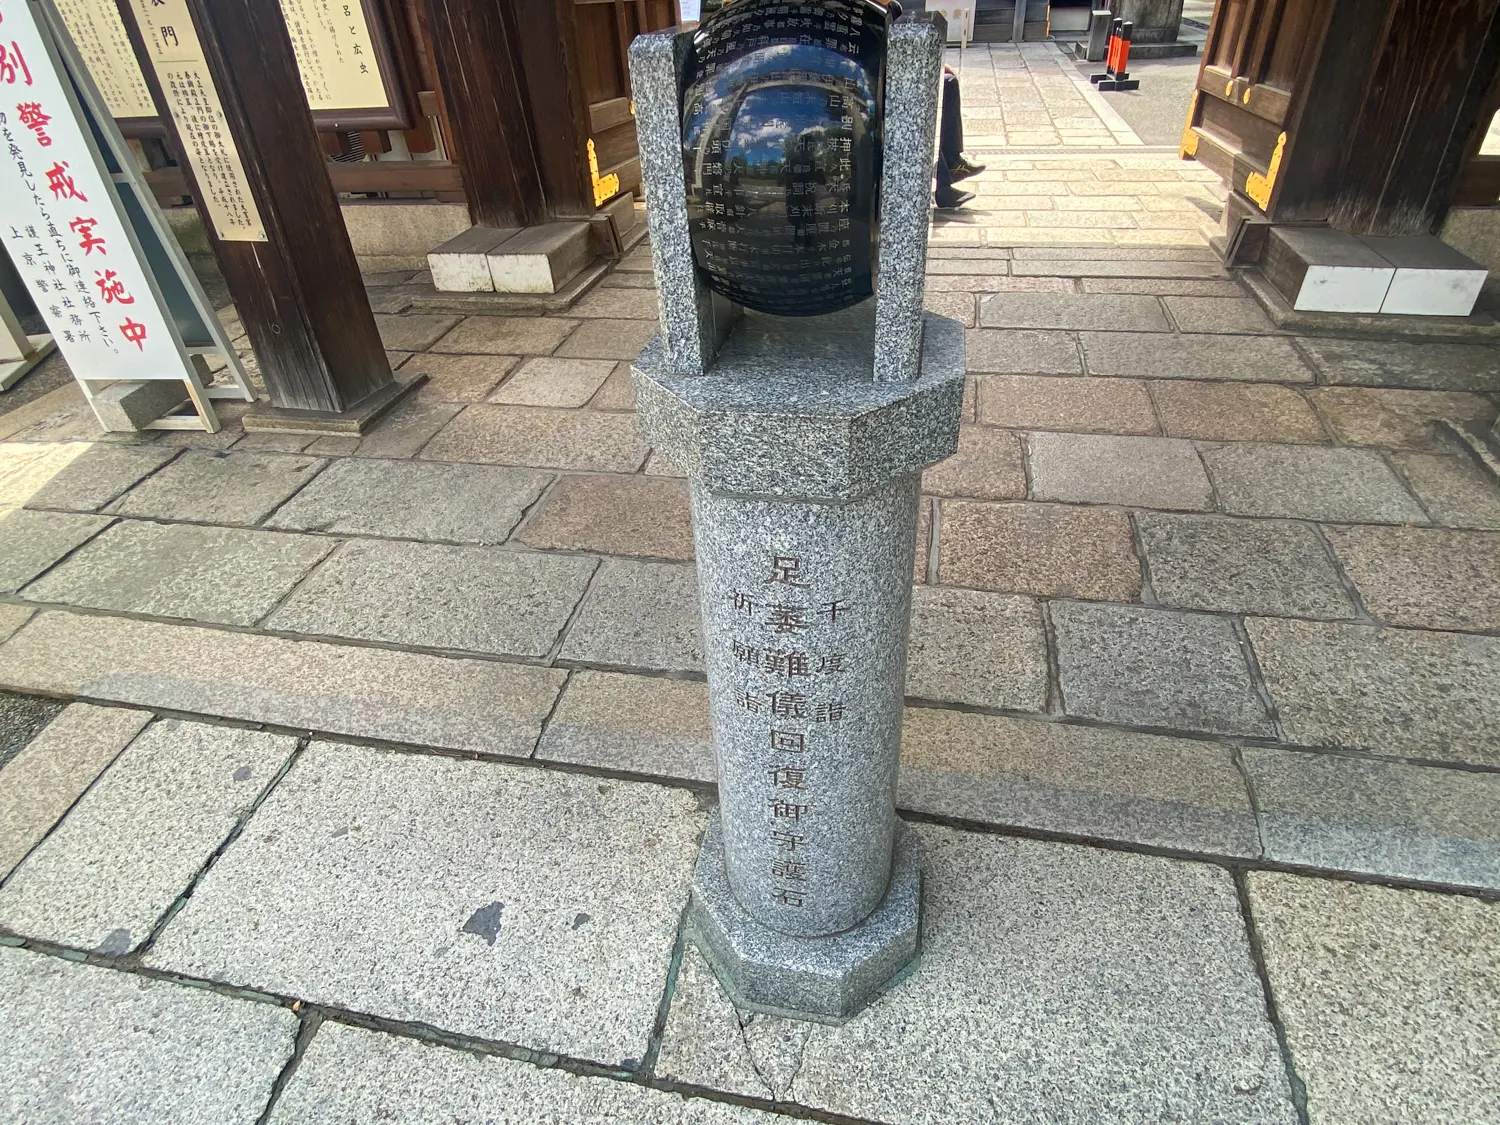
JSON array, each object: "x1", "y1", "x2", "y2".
[{"x1": 0, "y1": 0, "x2": 190, "y2": 376}]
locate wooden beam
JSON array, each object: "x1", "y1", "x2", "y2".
[
  {"x1": 146, "y1": 160, "x2": 465, "y2": 202},
  {"x1": 590, "y1": 96, "x2": 635, "y2": 133},
  {"x1": 513, "y1": 0, "x2": 597, "y2": 217},
  {"x1": 422, "y1": 0, "x2": 546, "y2": 226}
]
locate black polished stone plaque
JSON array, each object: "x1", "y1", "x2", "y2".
[{"x1": 681, "y1": 0, "x2": 889, "y2": 317}]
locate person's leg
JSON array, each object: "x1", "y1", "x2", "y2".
[
  {"x1": 940, "y1": 70, "x2": 964, "y2": 171},
  {"x1": 934, "y1": 154, "x2": 973, "y2": 209}
]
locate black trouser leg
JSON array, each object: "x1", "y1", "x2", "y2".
[{"x1": 940, "y1": 71, "x2": 964, "y2": 171}]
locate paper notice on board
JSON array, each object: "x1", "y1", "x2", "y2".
[
  {"x1": 679, "y1": 0, "x2": 702, "y2": 21},
  {"x1": 279, "y1": 0, "x2": 387, "y2": 114},
  {"x1": 126, "y1": 0, "x2": 267, "y2": 242},
  {"x1": 52, "y1": 0, "x2": 157, "y2": 118}
]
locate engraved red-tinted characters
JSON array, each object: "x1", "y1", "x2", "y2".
[{"x1": 681, "y1": 0, "x2": 888, "y2": 317}]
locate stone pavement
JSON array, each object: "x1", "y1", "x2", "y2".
[{"x1": 2, "y1": 116, "x2": 1499, "y2": 1125}]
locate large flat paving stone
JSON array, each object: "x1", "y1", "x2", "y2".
[
  {"x1": 0, "y1": 703, "x2": 151, "y2": 879},
  {"x1": 487, "y1": 357, "x2": 618, "y2": 407},
  {"x1": 1391, "y1": 452, "x2": 1500, "y2": 530},
  {"x1": 0, "y1": 946, "x2": 297, "y2": 1125},
  {"x1": 421, "y1": 405, "x2": 651, "y2": 472},
  {"x1": 1245, "y1": 618, "x2": 1500, "y2": 766},
  {"x1": 1247, "y1": 873, "x2": 1500, "y2": 1125},
  {"x1": 0, "y1": 441, "x2": 89, "y2": 507},
  {"x1": 0, "y1": 682, "x2": 61, "y2": 769},
  {"x1": 536, "y1": 670, "x2": 714, "y2": 782},
  {"x1": 112, "y1": 451, "x2": 325, "y2": 526},
  {"x1": 264, "y1": 540, "x2": 596, "y2": 658},
  {"x1": 937, "y1": 500, "x2": 1142, "y2": 601},
  {"x1": 147, "y1": 743, "x2": 705, "y2": 1067},
  {"x1": 518, "y1": 474, "x2": 695, "y2": 560},
  {"x1": 1243, "y1": 749, "x2": 1500, "y2": 889},
  {"x1": 23, "y1": 520, "x2": 334, "y2": 626},
  {"x1": 658, "y1": 827, "x2": 1296, "y2": 1124},
  {"x1": 351, "y1": 399, "x2": 462, "y2": 459},
  {"x1": 1028, "y1": 432, "x2": 1213, "y2": 509},
  {"x1": 920, "y1": 425, "x2": 1027, "y2": 500},
  {"x1": 270, "y1": 1020, "x2": 787, "y2": 1124},
  {"x1": 1052, "y1": 601, "x2": 1274, "y2": 736},
  {"x1": 978, "y1": 292, "x2": 1170, "y2": 331},
  {"x1": 1297, "y1": 337, "x2": 1500, "y2": 391},
  {"x1": 1201, "y1": 443, "x2": 1427, "y2": 524},
  {"x1": 906, "y1": 586, "x2": 1048, "y2": 711},
  {"x1": 0, "y1": 509, "x2": 110, "y2": 593},
  {"x1": 266, "y1": 457, "x2": 551, "y2": 545},
  {"x1": 1137, "y1": 512, "x2": 1355, "y2": 619},
  {"x1": 898, "y1": 709, "x2": 1258, "y2": 856},
  {"x1": 964, "y1": 328, "x2": 1083, "y2": 374},
  {"x1": 22, "y1": 444, "x2": 178, "y2": 512},
  {"x1": 1307, "y1": 387, "x2": 1495, "y2": 452},
  {"x1": 1324, "y1": 525, "x2": 1500, "y2": 631},
  {"x1": 0, "y1": 721, "x2": 296, "y2": 953},
  {"x1": 399, "y1": 352, "x2": 518, "y2": 402},
  {"x1": 0, "y1": 610, "x2": 565, "y2": 757},
  {"x1": 1082, "y1": 332, "x2": 1314, "y2": 382},
  {"x1": 558, "y1": 559, "x2": 704, "y2": 673},
  {"x1": 1152, "y1": 380, "x2": 1328, "y2": 444},
  {"x1": 429, "y1": 314, "x2": 578, "y2": 356},
  {"x1": 974, "y1": 373, "x2": 1158, "y2": 435},
  {"x1": 375, "y1": 312, "x2": 460, "y2": 352}
]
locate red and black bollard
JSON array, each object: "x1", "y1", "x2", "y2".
[{"x1": 1090, "y1": 19, "x2": 1140, "y2": 92}]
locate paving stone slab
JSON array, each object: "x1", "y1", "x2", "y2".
[
  {"x1": 923, "y1": 291, "x2": 978, "y2": 327},
  {"x1": 1152, "y1": 381, "x2": 1327, "y2": 443},
  {"x1": 906, "y1": 587, "x2": 1048, "y2": 711},
  {"x1": 899, "y1": 708, "x2": 1258, "y2": 856},
  {"x1": 1325, "y1": 525, "x2": 1500, "y2": 631},
  {"x1": 518, "y1": 474, "x2": 694, "y2": 560},
  {"x1": 1297, "y1": 337, "x2": 1500, "y2": 391},
  {"x1": 964, "y1": 328, "x2": 1083, "y2": 374},
  {"x1": 0, "y1": 610, "x2": 564, "y2": 757},
  {"x1": 1242, "y1": 749, "x2": 1500, "y2": 889},
  {"x1": 1083, "y1": 332, "x2": 1314, "y2": 382},
  {"x1": 588, "y1": 360, "x2": 639, "y2": 410},
  {"x1": 1053, "y1": 601, "x2": 1273, "y2": 736},
  {"x1": 1162, "y1": 296, "x2": 1277, "y2": 334},
  {"x1": 1137, "y1": 512, "x2": 1355, "y2": 619},
  {"x1": 375, "y1": 313, "x2": 460, "y2": 352},
  {"x1": 23, "y1": 520, "x2": 334, "y2": 626},
  {"x1": 421, "y1": 405, "x2": 651, "y2": 472},
  {"x1": 0, "y1": 721, "x2": 296, "y2": 953},
  {"x1": 1081, "y1": 277, "x2": 1247, "y2": 297},
  {"x1": 660, "y1": 826, "x2": 1296, "y2": 1125},
  {"x1": 430, "y1": 315, "x2": 578, "y2": 356},
  {"x1": 558, "y1": 559, "x2": 703, "y2": 673},
  {"x1": 938, "y1": 500, "x2": 1142, "y2": 600},
  {"x1": 272, "y1": 1020, "x2": 787, "y2": 1124},
  {"x1": 536, "y1": 670, "x2": 714, "y2": 782},
  {"x1": 353, "y1": 399, "x2": 462, "y2": 459},
  {"x1": 1307, "y1": 387, "x2": 1496, "y2": 452},
  {"x1": 0, "y1": 604, "x2": 32, "y2": 646},
  {"x1": 567, "y1": 286, "x2": 661, "y2": 320},
  {"x1": 22, "y1": 444, "x2": 178, "y2": 512},
  {"x1": 148, "y1": 743, "x2": 704, "y2": 1067},
  {"x1": 0, "y1": 946, "x2": 297, "y2": 1125},
  {"x1": 554, "y1": 318, "x2": 660, "y2": 360},
  {"x1": 1028, "y1": 432, "x2": 1213, "y2": 509},
  {"x1": 0, "y1": 684, "x2": 58, "y2": 770},
  {"x1": 401, "y1": 352, "x2": 520, "y2": 402},
  {"x1": 487, "y1": 357, "x2": 619, "y2": 407},
  {"x1": 0, "y1": 703, "x2": 150, "y2": 879},
  {"x1": 920, "y1": 425, "x2": 1027, "y2": 499},
  {"x1": 265, "y1": 539, "x2": 595, "y2": 658},
  {"x1": 111, "y1": 451, "x2": 325, "y2": 526},
  {"x1": 1202, "y1": 443, "x2": 1427, "y2": 523},
  {"x1": 1246, "y1": 617, "x2": 1500, "y2": 766},
  {"x1": 0, "y1": 509, "x2": 111, "y2": 593},
  {"x1": 266, "y1": 457, "x2": 550, "y2": 545},
  {"x1": 1247, "y1": 873, "x2": 1500, "y2": 1125},
  {"x1": 978, "y1": 292, "x2": 1170, "y2": 331},
  {"x1": 1390, "y1": 452, "x2": 1500, "y2": 529},
  {"x1": 1012, "y1": 258, "x2": 1229, "y2": 279},
  {"x1": 975, "y1": 373, "x2": 1157, "y2": 434},
  {"x1": 0, "y1": 441, "x2": 89, "y2": 507}
]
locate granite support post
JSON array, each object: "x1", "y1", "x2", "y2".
[{"x1": 629, "y1": 11, "x2": 959, "y2": 1022}]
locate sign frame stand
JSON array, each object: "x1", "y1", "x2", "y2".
[
  {"x1": 0, "y1": 286, "x2": 56, "y2": 390},
  {"x1": 17, "y1": 0, "x2": 255, "y2": 431}
]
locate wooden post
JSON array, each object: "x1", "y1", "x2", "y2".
[
  {"x1": 513, "y1": 0, "x2": 598, "y2": 218},
  {"x1": 422, "y1": 0, "x2": 547, "y2": 227},
  {"x1": 116, "y1": 0, "x2": 423, "y2": 430}
]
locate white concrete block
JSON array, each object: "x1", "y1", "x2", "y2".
[
  {"x1": 1362, "y1": 235, "x2": 1487, "y2": 317},
  {"x1": 488, "y1": 222, "x2": 591, "y2": 294},
  {"x1": 427, "y1": 226, "x2": 519, "y2": 293}
]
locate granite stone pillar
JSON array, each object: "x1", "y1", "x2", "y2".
[{"x1": 629, "y1": 7, "x2": 960, "y2": 1021}]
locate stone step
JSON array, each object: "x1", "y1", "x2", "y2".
[
  {"x1": 427, "y1": 221, "x2": 594, "y2": 296},
  {"x1": 1262, "y1": 226, "x2": 1488, "y2": 317}
]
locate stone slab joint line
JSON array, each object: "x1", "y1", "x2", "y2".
[
  {"x1": 527, "y1": 666, "x2": 577, "y2": 760},
  {"x1": 248, "y1": 539, "x2": 345, "y2": 630},
  {"x1": 1307, "y1": 522, "x2": 1377, "y2": 625},
  {"x1": 252, "y1": 1008, "x2": 324, "y2": 1125},
  {"x1": 543, "y1": 559, "x2": 607, "y2": 668},
  {"x1": 1231, "y1": 747, "x2": 1270, "y2": 862}
]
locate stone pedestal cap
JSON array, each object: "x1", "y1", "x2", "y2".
[
  {"x1": 687, "y1": 810, "x2": 922, "y2": 1023},
  {"x1": 633, "y1": 309, "x2": 965, "y2": 503}
]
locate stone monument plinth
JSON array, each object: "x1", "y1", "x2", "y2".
[{"x1": 629, "y1": 0, "x2": 961, "y2": 1022}]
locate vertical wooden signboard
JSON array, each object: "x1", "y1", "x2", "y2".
[{"x1": 0, "y1": 0, "x2": 252, "y2": 428}]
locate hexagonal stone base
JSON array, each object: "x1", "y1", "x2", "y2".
[{"x1": 686, "y1": 811, "x2": 921, "y2": 1023}]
